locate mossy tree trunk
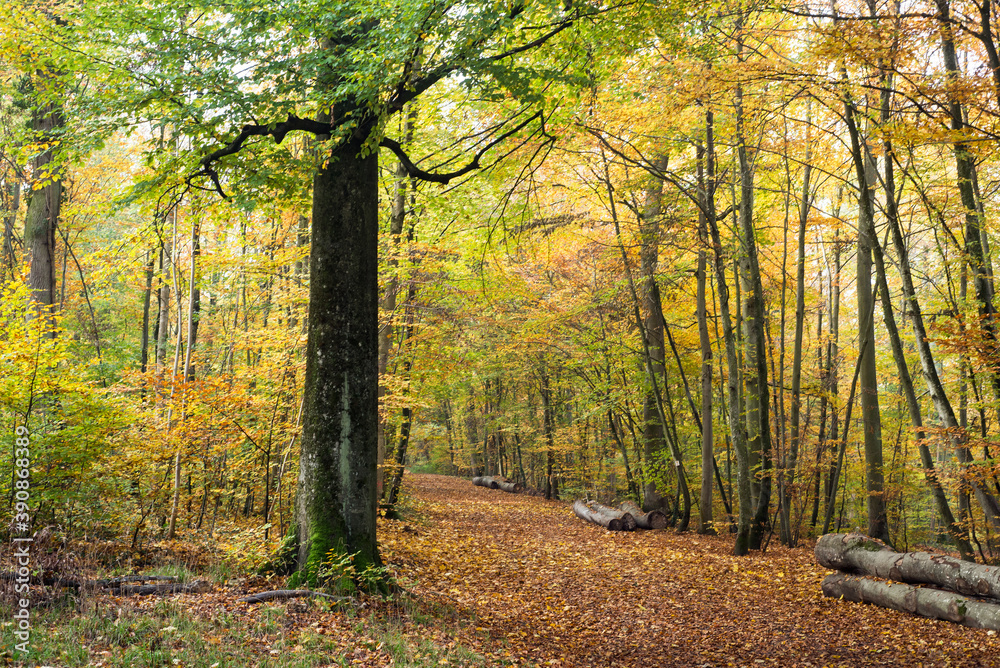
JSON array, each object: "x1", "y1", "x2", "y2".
[
  {"x1": 293, "y1": 122, "x2": 381, "y2": 589},
  {"x1": 25, "y1": 101, "x2": 62, "y2": 323}
]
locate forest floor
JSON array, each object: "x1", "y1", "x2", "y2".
[{"x1": 6, "y1": 473, "x2": 1000, "y2": 667}]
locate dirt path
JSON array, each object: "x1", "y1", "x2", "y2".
[{"x1": 381, "y1": 474, "x2": 1000, "y2": 667}]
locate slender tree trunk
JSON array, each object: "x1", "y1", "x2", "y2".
[
  {"x1": 782, "y1": 107, "x2": 812, "y2": 547},
  {"x1": 541, "y1": 365, "x2": 557, "y2": 500},
  {"x1": 386, "y1": 218, "x2": 418, "y2": 511},
  {"x1": 810, "y1": 267, "x2": 826, "y2": 528},
  {"x1": 696, "y1": 136, "x2": 716, "y2": 535},
  {"x1": 734, "y1": 39, "x2": 772, "y2": 549},
  {"x1": 140, "y1": 250, "x2": 155, "y2": 380},
  {"x1": 703, "y1": 106, "x2": 753, "y2": 554},
  {"x1": 841, "y1": 73, "x2": 890, "y2": 544},
  {"x1": 156, "y1": 239, "x2": 172, "y2": 375},
  {"x1": 2, "y1": 180, "x2": 20, "y2": 280},
  {"x1": 378, "y1": 106, "x2": 416, "y2": 499},
  {"x1": 871, "y1": 64, "x2": 974, "y2": 557}
]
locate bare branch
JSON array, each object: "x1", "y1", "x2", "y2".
[{"x1": 380, "y1": 110, "x2": 551, "y2": 184}]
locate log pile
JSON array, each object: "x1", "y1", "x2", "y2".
[
  {"x1": 471, "y1": 476, "x2": 523, "y2": 493},
  {"x1": 572, "y1": 499, "x2": 666, "y2": 532},
  {"x1": 817, "y1": 532, "x2": 1000, "y2": 630},
  {"x1": 619, "y1": 500, "x2": 668, "y2": 530}
]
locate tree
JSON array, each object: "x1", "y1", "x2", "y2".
[{"x1": 72, "y1": 0, "x2": 591, "y2": 586}]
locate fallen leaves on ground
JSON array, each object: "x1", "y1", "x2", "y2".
[{"x1": 380, "y1": 474, "x2": 1000, "y2": 667}]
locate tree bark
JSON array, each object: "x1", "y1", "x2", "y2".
[
  {"x1": 734, "y1": 38, "x2": 771, "y2": 549},
  {"x1": 817, "y1": 533, "x2": 1000, "y2": 599},
  {"x1": 703, "y1": 107, "x2": 752, "y2": 555},
  {"x1": 1, "y1": 179, "x2": 19, "y2": 280},
  {"x1": 620, "y1": 499, "x2": 667, "y2": 529},
  {"x1": 573, "y1": 500, "x2": 635, "y2": 531},
  {"x1": 293, "y1": 119, "x2": 381, "y2": 588},
  {"x1": 841, "y1": 73, "x2": 890, "y2": 544},
  {"x1": 822, "y1": 572, "x2": 1000, "y2": 631},
  {"x1": 695, "y1": 138, "x2": 715, "y2": 534},
  {"x1": 25, "y1": 101, "x2": 62, "y2": 325},
  {"x1": 472, "y1": 476, "x2": 522, "y2": 493},
  {"x1": 782, "y1": 105, "x2": 811, "y2": 548},
  {"x1": 639, "y1": 156, "x2": 669, "y2": 513}
]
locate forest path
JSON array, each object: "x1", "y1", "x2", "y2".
[{"x1": 381, "y1": 474, "x2": 1000, "y2": 667}]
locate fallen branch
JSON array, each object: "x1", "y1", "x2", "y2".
[
  {"x1": 822, "y1": 572, "x2": 1000, "y2": 631},
  {"x1": 110, "y1": 580, "x2": 211, "y2": 596},
  {"x1": 92, "y1": 575, "x2": 179, "y2": 588},
  {"x1": 237, "y1": 590, "x2": 355, "y2": 605},
  {"x1": 0, "y1": 572, "x2": 180, "y2": 591},
  {"x1": 816, "y1": 533, "x2": 1000, "y2": 601}
]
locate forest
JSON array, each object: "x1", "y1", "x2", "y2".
[{"x1": 5, "y1": 0, "x2": 1000, "y2": 663}]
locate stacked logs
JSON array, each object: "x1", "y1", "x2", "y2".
[
  {"x1": 471, "y1": 476, "x2": 523, "y2": 494},
  {"x1": 572, "y1": 499, "x2": 667, "y2": 532},
  {"x1": 816, "y1": 532, "x2": 1000, "y2": 631}
]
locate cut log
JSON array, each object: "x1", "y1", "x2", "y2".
[
  {"x1": 572, "y1": 500, "x2": 637, "y2": 531},
  {"x1": 619, "y1": 500, "x2": 668, "y2": 530},
  {"x1": 587, "y1": 501, "x2": 637, "y2": 531},
  {"x1": 822, "y1": 572, "x2": 1000, "y2": 631},
  {"x1": 573, "y1": 499, "x2": 623, "y2": 531},
  {"x1": 471, "y1": 476, "x2": 523, "y2": 493},
  {"x1": 472, "y1": 476, "x2": 497, "y2": 489},
  {"x1": 816, "y1": 532, "x2": 1000, "y2": 602},
  {"x1": 238, "y1": 589, "x2": 354, "y2": 605}
]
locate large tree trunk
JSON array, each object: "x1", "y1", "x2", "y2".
[
  {"x1": 25, "y1": 101, "x2": 62, "y2": 324},
  {"x1": 638, "y1": 156, "x2": 668, "y2": 513},
  {"x1": 821, "y1": 573, "x2": 1000, "y2": 631},
  {"x1": 817, "y1": 533, "x2": 1000, "y2": 598},
  {"x1": 293, "y1": 122, "x2": 380, "y2": 588}
]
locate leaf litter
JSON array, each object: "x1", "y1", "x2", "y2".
[
  {"x1": 65, "y1": 473, "x2": 1000, "y2": 667},
  {"x1": 379, "y1": 474, "x2": 1000, "y2": 667}
]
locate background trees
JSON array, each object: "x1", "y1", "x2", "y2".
[{"x1": 3, "y1": 0, "x2": 1000, "y2": 577}]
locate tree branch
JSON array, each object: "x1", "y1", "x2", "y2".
[{"x1": 380, "y1": 110, "x2": 551, "y2": 184}]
